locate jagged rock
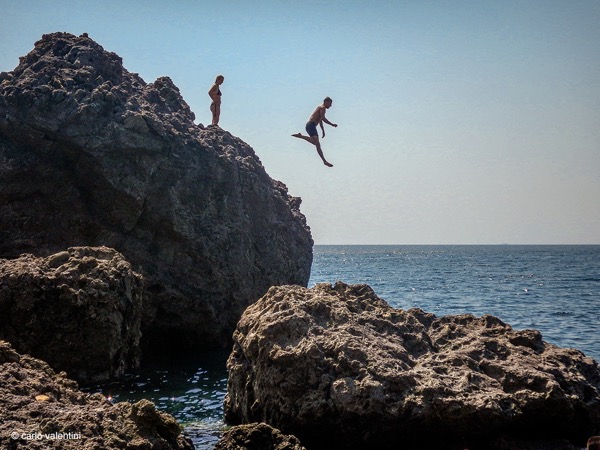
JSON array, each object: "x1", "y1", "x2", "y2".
[
  {"x1": 0, "y1": 32, "x2": 313, "y2": 352},
  {"x1": 0, "y1": 340, "x2": 193, "y2": 450},
  {"x1": 0, "y1": 246, "x2": 143, "y2": 382},
  {"x1": 225, "y1": 282, "x2": 600, "y2": 450},
  {"x1": 486, "y1": 435, "x2": 580, "y2": 450},
  {"x1": 214, "y1": 423, "x2": 306, "y2": 450}
]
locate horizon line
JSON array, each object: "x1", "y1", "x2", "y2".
[{"x1": 313, "y1": 243, "x2": 600, "y2": 246}]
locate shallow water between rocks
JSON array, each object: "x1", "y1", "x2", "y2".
[{"x1": 84, "y1": 350, "x2": 228, "y2": 449}]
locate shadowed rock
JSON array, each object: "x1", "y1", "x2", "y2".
[
  {"x1": 0, "y1": 246, "x2": 143, "y2": 382},
  {"x1": 0, "y1": 32, "x2": 313, "y2": 352},
  {"x1": 225, "y1": 282, "x2": 600, "y2": 450},
  {"x1": 0, "y1": 340, "x2": 193, "y2": 450},
  {"x1": 214, "y1": 423, "x2": 306, "y2": 450}
]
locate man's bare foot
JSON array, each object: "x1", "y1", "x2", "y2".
[{"x1": 292, "y1": 133, "x2": 302, "y2": 138}]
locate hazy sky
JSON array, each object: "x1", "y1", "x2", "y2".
[{"x1": 1, "y1": 0, "x2": 599, "y2": 244}]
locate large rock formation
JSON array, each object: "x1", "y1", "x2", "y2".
[
  {"x1": 225, "y1": 282, "x2": 600, "y2": 450},
  {"x1": 0, "y1": 340, "x2": 192, "y2": 450},
  {"x1": 0, "y1": 32, "x2": 313, "y2": 351},
  {"x1": 0, "y1": 246, "x2": 143, "y2": 382},
  {"x1": 214, "y1": 423, "x2": 306, "y2": 450}
]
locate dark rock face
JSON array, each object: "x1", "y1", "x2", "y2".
[
  {"x1": 0, "y1": 32, "x2": 313, "y2": 351},
  {"x1": 0, "y1": 246, "x2": 143, "y2": 382},
  {"x1": 225, "y1": 282, "x2": 600, "y2": 450},
  {"x1": 214, "y1": 423, "x2": 306, "y2": 450},
  {"x1": 0, "y1": 340, "x2": 193, "y2": 450}
]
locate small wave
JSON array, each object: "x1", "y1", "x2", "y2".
[{"x1": 184, "y1": 420, "x2": 225, "y2": 450}]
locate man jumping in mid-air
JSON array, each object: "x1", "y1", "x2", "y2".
[{"x1": 292, "y1": 97, "x2": 338, "y2": 167}]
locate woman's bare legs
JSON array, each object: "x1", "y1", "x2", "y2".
[{"x1": 211, "y1": 102, "x2": 221, "y2": 126}]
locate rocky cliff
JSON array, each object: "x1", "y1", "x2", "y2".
[
  {"x1": 0, "y1": 32, "x2": 313, "y2": 351},
  {"x1": 225, "y1": 282, "x2": 600, "y2": 450}
]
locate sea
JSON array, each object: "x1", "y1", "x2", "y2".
[{"x1": 89, "y1": 245, "x2": 600, "y2": 449}]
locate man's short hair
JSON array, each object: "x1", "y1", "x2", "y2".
[{"x1": 324, "y1": 97, "x2": 333, "y2": 103}]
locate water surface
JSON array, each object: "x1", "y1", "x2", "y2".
[{"x1": 92, "y1": 245, "x2": 600, "y2": 448}]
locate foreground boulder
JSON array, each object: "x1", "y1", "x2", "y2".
[
  {"x1": 225, "y1": 282, "x2": 600, "y2": 450},
  {"x1": 0, "y1": 340, "x2": 192, "y2": 450},
  {"x1": 0, "y1": 246, "x2": 143, "y2": 382},
  {"x1": 214, "y1": 423, "x2": 306, "y2": 450},
  {"x1": 0, "y1": 32, "x2": 313, "y2": 352}
]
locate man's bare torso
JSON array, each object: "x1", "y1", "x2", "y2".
[{"x1": 309, "y1": 105, "x2": 325, "y2": 123}]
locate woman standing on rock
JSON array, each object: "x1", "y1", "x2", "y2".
[{"x1": 208, "y1": 74, "x2": 224, "y2": 126}]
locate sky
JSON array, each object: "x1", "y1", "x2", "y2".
[{"x1": 1, "y1": 0, "x2": 599, "y2": 244}]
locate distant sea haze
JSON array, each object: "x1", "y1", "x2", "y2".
[{"x1": 309, "y1": 245, "x2": 600, "y2": 362}]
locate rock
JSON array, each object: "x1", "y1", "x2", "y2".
[
  {"x1": 487, "y1": 435, "x2": 581, "y2": 450},
  {"x1": 224, "y1": 282, "x2": 600, "y2": 450},
  {"x1": 0, "y1": 32, "x2": 313, "y2": 352},
  {"x1": 214, "y1": 423, "x2": 306, "y2": 450},
  {"x1": 0, "y1": 246, "x2": 143, "y2": 382},
  {"x1": 0, "y1": 340, "x2": 193, "y2": 450}
]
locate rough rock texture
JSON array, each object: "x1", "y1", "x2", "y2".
[
  {"x1": 214, "y1": 423, "x2": 306, "y2": 450},
  {"x1": 0, "y1": 340, "x2": 193, "y2": 450},
  {"x1": 225, "y1": 282, "x2": 600, "y2": 450},
  {"x1": 0, "y1": 32, "x2": 313, "y2": 352},
  {"x1": 0, "y1": 246, "x2": 143, "y2": 382}
]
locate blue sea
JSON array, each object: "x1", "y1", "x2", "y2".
[
  {"x1": 92, "y1": 245, "x2": 600, "y2": 449},
  {"x1": 311, "y1": 245, "x2": 600, "y2": 358}
]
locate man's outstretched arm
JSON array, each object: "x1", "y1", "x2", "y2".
[
  {"x1": 323, "y1": 117, "x2": 337, "y2": 127},
  {"x1": 321, "y1": 110, "x2": 337, "y2": 128}
]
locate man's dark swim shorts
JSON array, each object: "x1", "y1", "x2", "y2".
[{"x1": 305, "y1": 121, "x2": 318, "y2": 137}]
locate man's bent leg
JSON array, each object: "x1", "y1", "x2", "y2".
[
  {"x1": 292, "y1": 133, "x2": 315, "y2": 144},
  {"x1": 312, "y1": 136, "x2": 333, "y2": 167}
]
